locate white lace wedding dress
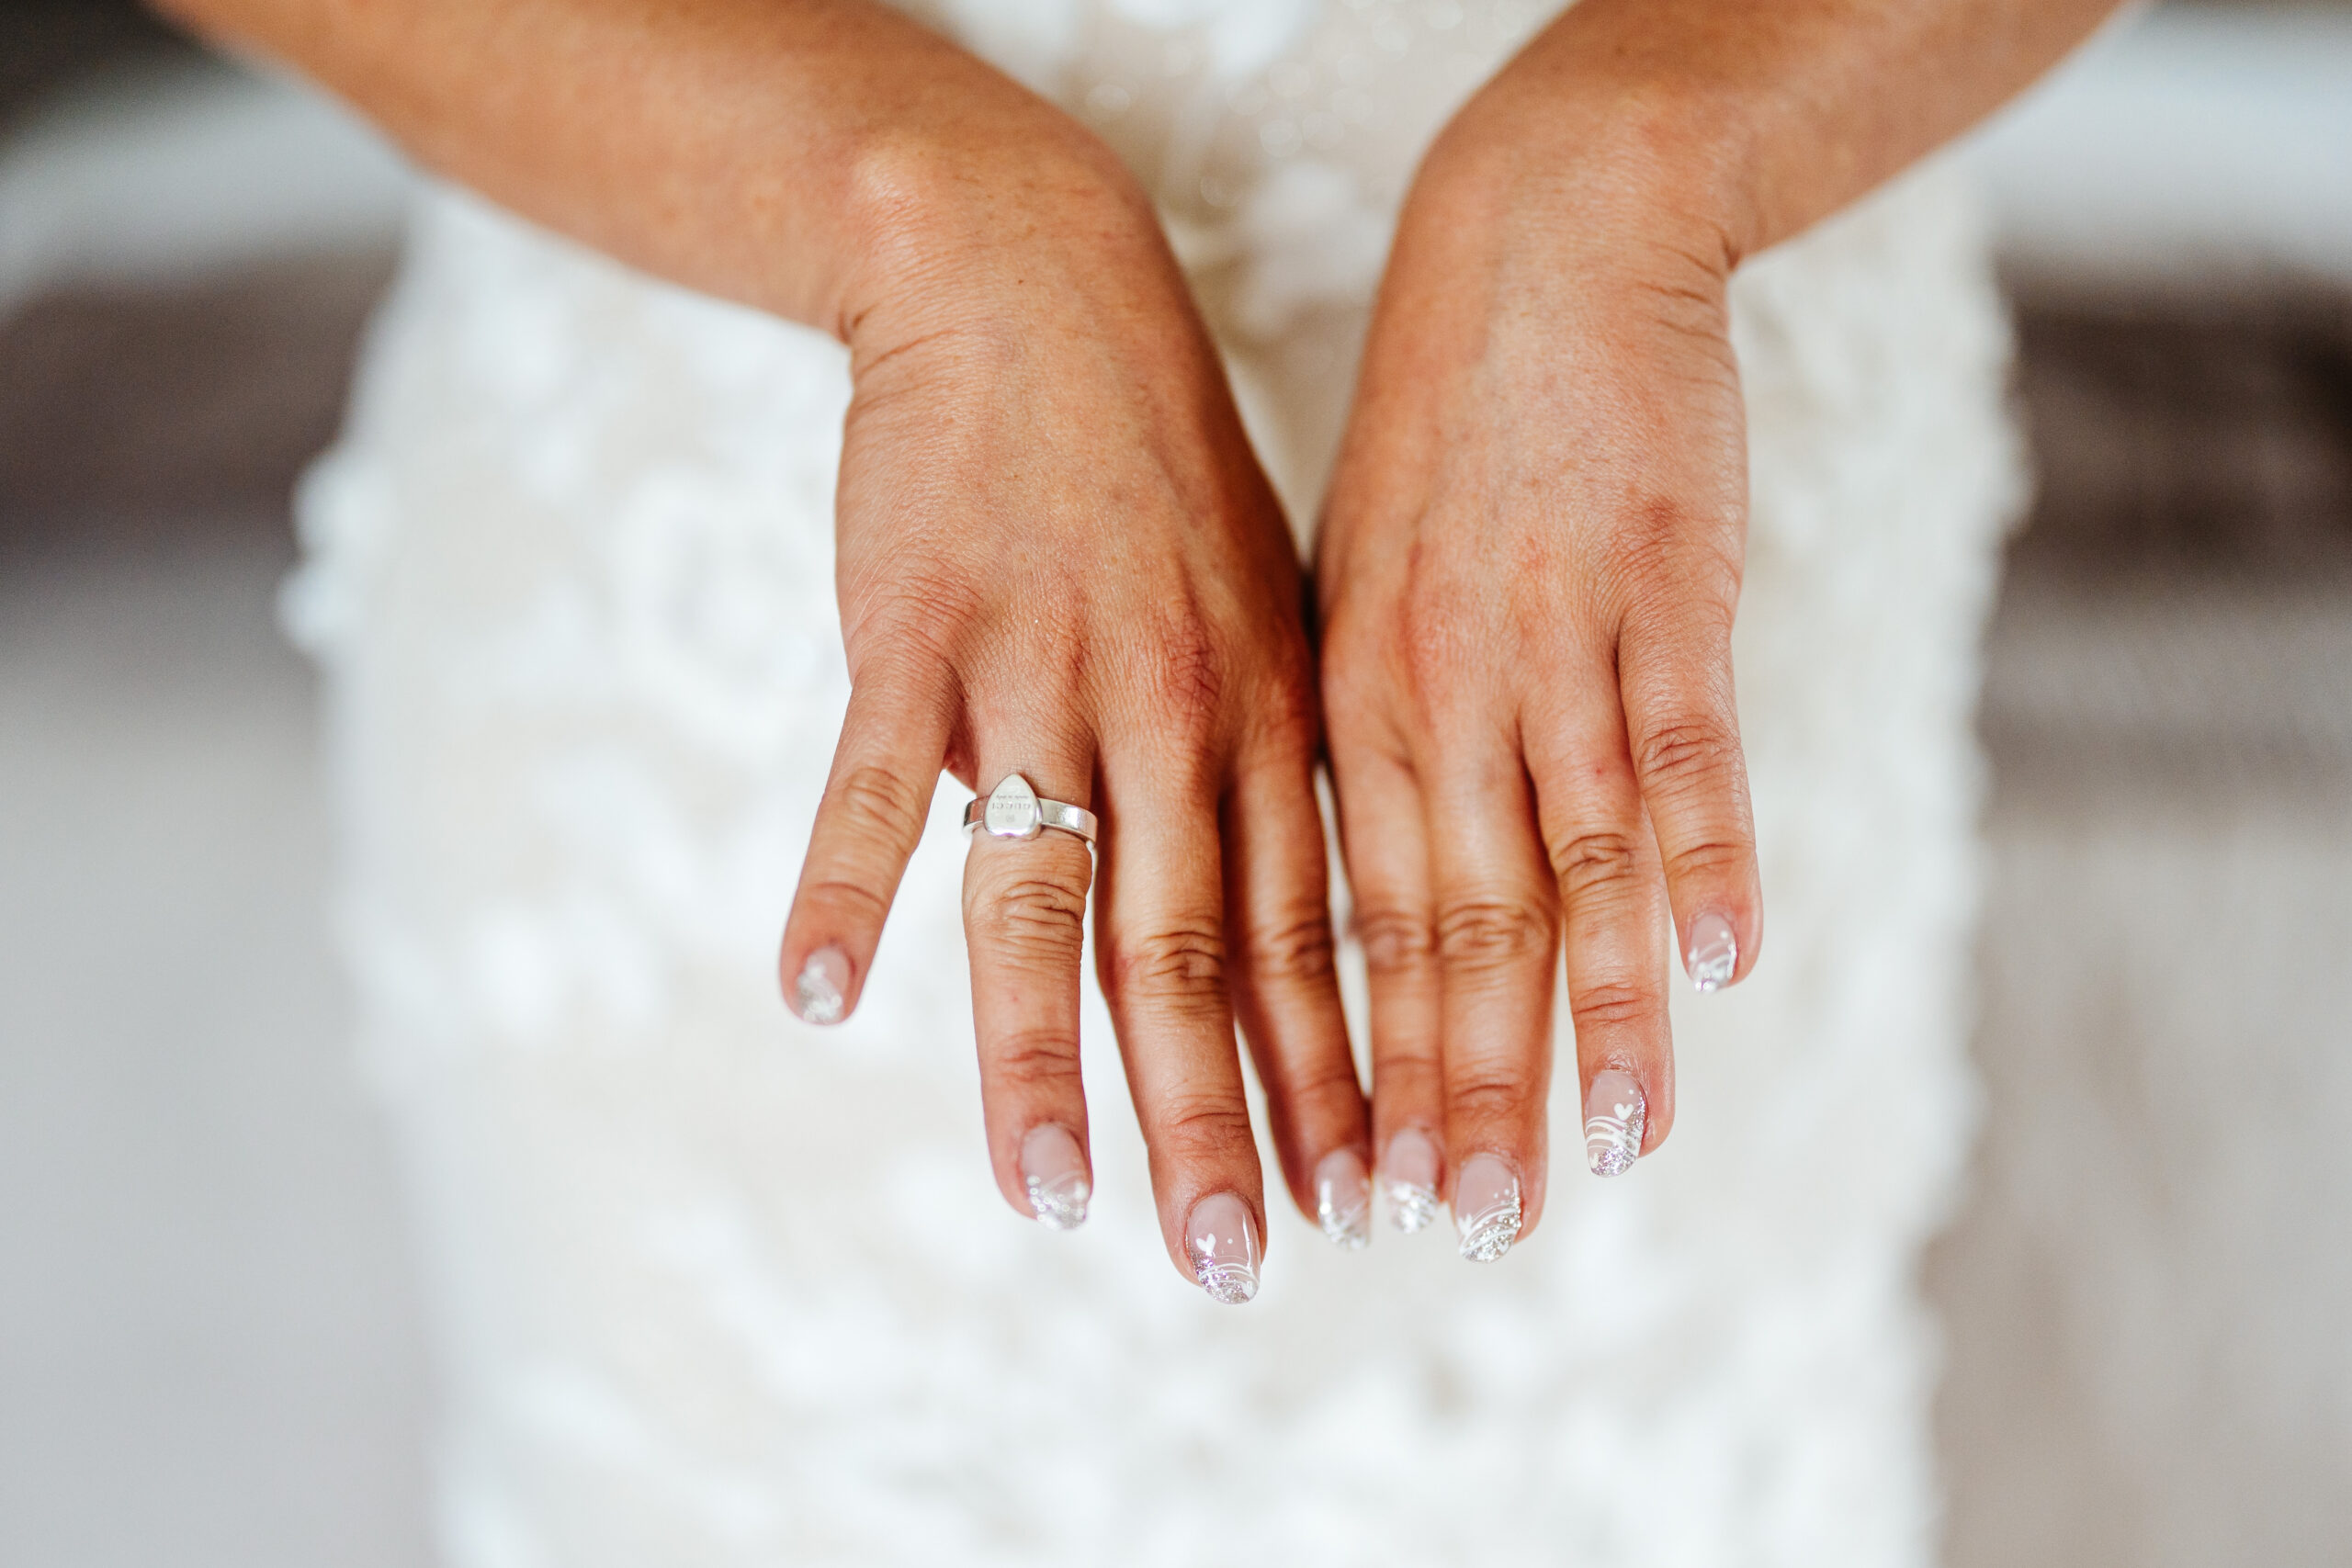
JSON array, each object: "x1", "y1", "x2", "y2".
[{"x1": 285, "y1": 2, "x2": 2021, "y2": 1562}]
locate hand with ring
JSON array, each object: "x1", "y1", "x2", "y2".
[{"x1": 775, "y1": 96, "x2": 1365, "y2": 1303}]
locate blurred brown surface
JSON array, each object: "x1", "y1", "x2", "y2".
[
  {"x1": 1931, "y1": 285, "x2": 2352, "y2": 1568},
  {"x1": 2008, "y1": 296, "x2": 2352, "y2": 584},
  {"x1": 0, "y1": 254, "x2": 397, "y2": 568},
  {"x1": 0, "y1": 0, "x2": 189, "y2": 130}
]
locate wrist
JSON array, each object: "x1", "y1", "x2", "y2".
[
  {"x1": 1416, "y1": 46, "x2": 1766, "y2": 280},
  {"x1": 830, "y1": 110, "x2": 1170, "y2": 359}
]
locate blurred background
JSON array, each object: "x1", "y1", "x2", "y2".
[{"x1": 2, "y1": 2, "x2": 2347, "y2": 1564}]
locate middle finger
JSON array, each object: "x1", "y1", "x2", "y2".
[
  {"x1": 1423, "y1": 707, "x2": 1562, "y2": 1263},
  {"x1": 1094, "y1": 743, "x2": 1268, "y2": 1303}
]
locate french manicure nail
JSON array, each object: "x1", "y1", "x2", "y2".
[
  {"x1": 792, "y1": 945, "x2": 851, "y2": 1025},
  {"x1": 1020, "y1": 1124, "x2": 1090, "y2": 1231},
  {"x1": 1381, "y1": 1128, "x2": 1442, "y2": 1234},
  {"x1": 1313, "y1": 1149, "x2": 1372, "y2": 1250},
  {"x1": 1453, "y1": 1153, "x2": 1523, "y2": 1262},
  {"x1": 1687, "y1": 912, "x2": 1738, "y2": 993},
  {"x1": 1185, "y1": 1193, "x2": 1260, "y2": 1304},
  {"x1": 1584, "y1": 1069, "x2": 1646, "y2": 1178}
]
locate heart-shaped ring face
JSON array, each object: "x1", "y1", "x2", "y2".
[{"x1": 983, "y1": 773, "x2": 1044, "y2": 839}]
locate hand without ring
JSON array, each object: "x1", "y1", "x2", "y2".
[{"x1": 962, "y1": 773, "x2": 1098, "y2": 845}]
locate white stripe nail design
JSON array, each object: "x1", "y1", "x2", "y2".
[{"x1": 1584, "y1": 1069, "x2": 1645, "y2": 1179}]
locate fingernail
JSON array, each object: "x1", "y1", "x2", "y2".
[
  {"x1": 1584, "y1": 1068, "x2": 1646, "y2": 1178},
  {"x1": 1185, "y1": 1193, "x2": 1260, "y2": 1304},
  {"x1": 1453, "y1": 1153, "x2": 1523, "y2": 1262},
  {"x1": 1313, "y1": 1149, "x2": 1372, "y2": 1250},
  {"x1": 1020, "y1": 1124, "x2": 1090, "y2": 1231},
  {"x1": 791, "y1": 945, "x2": 851, "y2": 1025},
  {"x1": 1687, "y1": 912, "x2": 1738, "y2": 993},
  {"x1": 1381, "y1": 1128, "x2": 1442, "y2": 1234}
]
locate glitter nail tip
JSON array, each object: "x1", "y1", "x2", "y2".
[
  {"x1": 1453, "y1": 1153, "x2": 1523, "y2": 1263},
  {"x1": 792, "y1": 946, "x2": 850, "y2": 1025},
  {"x1": 1584, "y1": 1069, "x2": 1646, "y2": 1178},
  {"x1": 1197, "y1": 1258, "x2": 1259, "y2": 1304},
  {"x1": 1314, "y1": 1149, "x2": 1373, "y2": 1250},
  {"x1": 1019, "y1": 1125, "x2": 1091, "y2": 1231},
  {"x1": 1381, "y1": 1127, "x2": 1443, "y2": 1233},
  {"x1": 1386, "y1": 1179, "x2": 1441, "y2": 1234},
  {"x1": 1186, "y1": 1192, "x2": 1260, "y2": 1304},
  {"x1": 1026, "y1": 1170, "x2": 1091, "y2": 1231},
  {"x1": 1687, "y1": 912, "x2": 1738, "y2": 994}
]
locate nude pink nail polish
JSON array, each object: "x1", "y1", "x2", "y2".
[
  {"x1": 1314, "y1": 1148, "x2": 1372, "y2": 1250},
  {"x1": 1380, "y1": 1128, "x2": 1442, "y2": 1234},
  {"x1": 1686, "y1": 912, "x2": 1738, "y2": 993},
  {"x1": 1185, "y1": 1193, "x2": 1260, "y2": 1303},
  {"x1": 1584, "y1": 1069, "x2": 1646, "y2": 1177},
  {"x1": 791, "y1": 944, "x2": 851, "y2": 1024},
  {"x1": 1020, "y1": 1124, "x2": 1090, "y2": 1231},
  {"x1": 1453, "y1": 1153, "x2": 1522, "y2": 1262}
]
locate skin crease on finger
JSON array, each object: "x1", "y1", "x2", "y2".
[{"x1": 160, "y1": 0, "x2": 2126, "y2": 1282}]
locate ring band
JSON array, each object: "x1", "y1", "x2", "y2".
[{"x1": 963, "y1": 773, "x2": 1097, "y2": 845}]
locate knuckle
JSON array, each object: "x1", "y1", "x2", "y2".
[
  {"x1": 1279, "y1": 1055, "x2": 1367, "y2": 1116},
  {"x1": 1372, "y1": 1053, "x2": 1446, "y2": 1102},
  {"x1": 1662, "y1": 836, "x2": 1753, "y2": 888},
  {"x1": 1152, "y1": 1093, "x2": 1258, "y2": 1163},
  {"x1": 968, "y1": 874, "x2": 1088, "y2": 963},
  {"x1": 1352, "y1": 903, "x2": 1435, "y2": 977},
  {"x1": 1568, "y1": 980, "x2": 1657, "y2": 1036},
  {"x1": 1433, "y1": 897, "x2": 1555, "y2": 975},
  {"x1": 1104, "y1": 919, "x2": 1228, "y2": 1009},
  {"x1": 1140, "y1": 612, "x2": 1228, "y2": 743},
  {"x1": 1633, "y1": 720, "x2": 1740, "y2": 795},
  {"x1": 844, "y1": 576, "x2": 973, "y2": 671},
  {"x1": 1611, "y1": 496, "x2": 1688, "y2": 583},
  {"x1": 1607, "y1": 499, "x2": 1742, "y2": 621},
  {"x1": 798, "y1": 874, "x2": 891, "y2": 931},
  {"x1": 827, "y1": 762, "x2": 929, "y2": 844},
  {"x1": 1547, "y1": 829, "x2": 1644, "y2": 903},
  {"x1": 984, "y1": 1027, "x2": 1084, "y2": 1094},
  {"x1": 1245, "y1": 908, "x2": 1339, "y2": 989},
  {"x1": 1398, "y1": 589, "x2": 1460, "y2": 709},
  {"x1": 1446, "y1": 1066, "x2": 1537, "y2": 1129}
]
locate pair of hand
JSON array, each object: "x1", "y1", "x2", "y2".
[{"x1": 775, "y1": 58, "x2": 1760, "y2": 1300}]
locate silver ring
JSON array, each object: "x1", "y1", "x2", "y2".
[{"x1": 962, "y1": 773, "x2": 1097, "y2": 845}]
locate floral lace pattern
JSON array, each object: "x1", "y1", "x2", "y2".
[{"x1": 288, "y1": 3, "x2": 2020, "y2": 1562}]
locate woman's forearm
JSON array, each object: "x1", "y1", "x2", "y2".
[
  {"x1": 153, "y1": 0, "x2": 1138, "y2": 340},
  {"x1": 1454, "y1": 0, "x2": 2126, "y2": 265}
]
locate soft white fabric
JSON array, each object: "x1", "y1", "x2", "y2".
[{"x1": 287, "y1": 3, "x2": 2022, "y2": 1562}]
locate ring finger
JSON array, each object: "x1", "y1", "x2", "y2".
[
  {"x1": 962, "y1": 734, "x2": 1102, "y2": 1234},
  {"x1": 1423, "y1": 713, "x2": 1561, "y2": 1263}
]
